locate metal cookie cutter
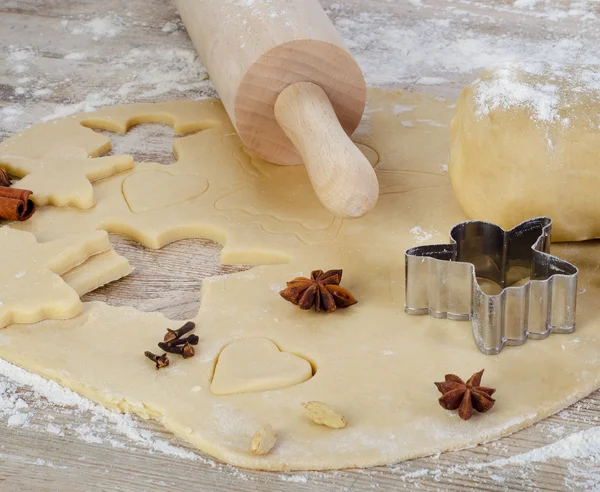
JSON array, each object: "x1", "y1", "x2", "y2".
[{"x1": 404, "y1": 217, "x2": 578, "y2": 355}]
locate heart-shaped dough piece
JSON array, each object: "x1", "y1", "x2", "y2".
[
  {"x1": 123, "y1": 170, "x2": 208, "y2": 213},
  {"x1": 210, "y1": 337, "x2": 313, "y2": 395}
]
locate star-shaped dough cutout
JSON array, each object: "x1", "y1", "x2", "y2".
[
  {"x1": 0, "y1": 226, "x2": 112, "y2": 328},
  {"x1": 0, "y1": 147, "x2": 134, "y2": 209}
]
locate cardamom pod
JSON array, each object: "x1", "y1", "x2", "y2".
[
  {"x1": 250, "y1": 424, "x2": 277, "y2": 455},
  {"x1": 302, "y1": 401, "x2": 347, "y2": 429}
]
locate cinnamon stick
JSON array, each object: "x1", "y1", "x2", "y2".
[{"x1": 0, "y1": 187, "x2": 36, "y2": 221}]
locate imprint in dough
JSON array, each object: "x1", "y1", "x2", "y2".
[
  {"x1": 210, "y1": 337, "x2": 313, "y2": 395},
  {"x1": 0, "y1": 147, "x2": 133, "y2": 209},
  {"x1": 123, "y1": 170, "x2": 209, "y2": 213},
  {"x1": 214, "y1": 143, "x2": 379, "y2": 234},
  {"x1": 0, "y1": 228, "x2": 111, "y2": 328}
]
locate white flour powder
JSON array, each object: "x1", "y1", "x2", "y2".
[
  {"x1": 0, "y1": 358, "x2": 203, "y2": 462},
  {"x1": 474, "y1": 62, "x2": 600, "y2": 124},
  {"x1": 62, "y1": 13, "x2": 125, "y2": 41}
]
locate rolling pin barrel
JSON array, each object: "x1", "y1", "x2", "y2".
[{"x1": 174, "y1": 0, "x2": 379, "y2": 217}]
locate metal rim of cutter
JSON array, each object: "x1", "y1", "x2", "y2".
[{"x1": 404, "y1": 217, "x2": 579, "y2": 355}]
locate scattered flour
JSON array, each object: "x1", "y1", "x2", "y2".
[
  {"x1": 410, "y1": 226, "x2": 437, "y2": 242},
  {"x1": 331, "y1": 3, "x2": 600, "y2": 87},
  {"x1": 233, "y1": 0, "x2": 286, "y2": 19},
  {"x1": 32, "y1": 458, "x2": 68, "y2": 470},
  {"x1": 46, "y1": 423, "x2": 63, "y2": 435},
  {"x1": 269, "y1": 282, "x2": 285, "y2": 292},
  {"x1": 416, "y1": 119, "x2": 446, "y2": 127},
  {"x1": 7, "y1": 46, "x2": 33, "y2": 63},
  {"x1": 278, "y1": 474, "x2": 309, "y2": 483},
  {"x1": 2, "y1": 1, "x2": 600, "y2": 132},
  {"x1": 482, "y1": 427, "x2": 600, "y2": 467},
  {"x1": 0, "y1": 358, "x2": 316, "y2": 485},
  {"x1": 32, "y1": 88, "x2": 52, "y2": 98},
  {"x1": 0, "y1": 358, "x2": 204, "y2": 462},
  {"x1": 161, "y1": 20, "x2": 182, "y2": 33},
  {"x1": 113, "y1": 48, "x2": 208, "y2": 99},
  {"x1": 393, "y1": 105, "x2": 415, "y2": 114},
  {"x1": 41, "y1": 93, "x2": 116, "y2": 122},
  {"x1": 41, "y1": 48, "x2": 208, "y2": 122},
  {"x1": 6, "y1": 46, "x2": 34, "y2": 76},
  {"x1": 65, "y1": 13, "x2": 125, "y2": 41},
  {"x1": 391, "y1": 424, "x2": 600, "y2": 488},
  {"x1": 7, "y1": 412, "x2": 29, "y2": 427},
  {"x1": 415, "y1": 76, "x2": 450, "y2": 85},
  {"x1": 64, "y1": 52, "x2": 87, "y2": 61},
  {"x1": 514, "y1": 0, "x2": 541, "y2": 8},
  {"x1": 474, "y1": 62, "x2": 600, "y2": 125},
  {"x1": 0, "y1": 107, "x2": 24, "y2": 125}
]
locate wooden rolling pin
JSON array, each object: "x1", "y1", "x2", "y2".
[{"x1": 174, "y1": 0, "x2": 379, "y2": 218}]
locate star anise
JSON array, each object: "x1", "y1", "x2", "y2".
[
  {"x1": 434, "y1": 369, "x2": 496, "y2": 421},
  {"x1": 279, "y1": 269, "x2": 358, "y2": 313},
  {"x1": 0, "y1": 167, "x2": 11, "y2": 187}
]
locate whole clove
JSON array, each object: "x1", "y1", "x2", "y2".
[
  {"x1": 168, "y1": 334, "x2": 199, "y2": 347},
  {"x1": 164, "y1": 321, "x2": 195, "y2": 343},
  {"x1": 144, "y1": 351, "x2": 170, "y2": 370},
  {"x1": 158, "y1": 341, "x2": 195, "y2": 359}
]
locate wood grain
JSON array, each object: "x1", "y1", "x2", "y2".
[{"x1": 1, "y1": 1, "x2": 600, "y2": 491}]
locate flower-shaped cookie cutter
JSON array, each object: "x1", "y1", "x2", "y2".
[{"x1": 404, "y1": 217, "x2": 578, "y2": 355}]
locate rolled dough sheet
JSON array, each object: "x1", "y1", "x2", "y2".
[
  {"x1": 62, "y1": 249, "x2": 132, "y2": 297},
  {"x1": 0, "y1": 228, "x2": 111, "y2": 328},
  {"x1": 0, "y1": 147, "x2": 134, "y2": 209},
  {"x1": 0, "y1": 90, "x2": 598, "y2": 471}
]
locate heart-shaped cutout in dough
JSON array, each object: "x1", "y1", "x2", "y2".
[
  {"x1": 210, "y1": 338, "x2": 313, "y2": 395},
  {"x1": 123, "y1": 170, "x2": 208, "y2": 213}
]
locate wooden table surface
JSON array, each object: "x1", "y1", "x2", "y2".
[{"x1": 2, "y1": 1, "x2": 600, "y2": 490}]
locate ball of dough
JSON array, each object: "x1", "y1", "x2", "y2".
[{"x1": 449, "y1": 62, "x2": 600, "y2": 241}]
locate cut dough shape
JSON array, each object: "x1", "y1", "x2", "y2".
[
  {"x1": 0, "y1": 146, "x2": 133, "y2": 208},
  {"x1": 62, "y1": 249, "x2": 132, "y2": 297},
  {"x1": 450, "y1": 62, "x2": 600, "y2": 242},
  {"x1": 0, "y1": 227, "x2": 111, "y2": 328},
  {"x1": 210, "y1": 337, "x2": 313, "y2": 395},
  {"x1": 2, "y1": 91, "x2": 597, "y2": 472},
  {"x1": 122, "y1": 170, "x2": 208, "y2": 213},
  {"x1": 7, "y1": 101, "x2": 393, "y2": 257}
]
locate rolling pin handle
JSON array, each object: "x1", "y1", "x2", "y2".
[{"x1": 274, "y1": 82, "x2": 379, "y2": 218}]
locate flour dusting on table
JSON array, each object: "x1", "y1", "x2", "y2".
[
  {"x1": 0, "y1": 358, "x2": 202, "y2": 462},
  {"x1": 62, "y1": 13, "x2": 125, "y2": 41},
  {"x1": 330, "y1": 2, "x2": 600, "y2": 89},
  {"x1": 3, "y1": 0, "x2": 600, "y2": 132}
]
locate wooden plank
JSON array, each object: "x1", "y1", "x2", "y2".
[{"x1": 1, "y1": 0, "x2": 599, "y2": 490}]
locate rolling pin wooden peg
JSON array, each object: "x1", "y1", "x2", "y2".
[
  {"x1": 274, "y1": 82, "x2": 379, "y2": 218},
  {"x1": 174, "y1": 0, "x2": 379, "y2": 218}
]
